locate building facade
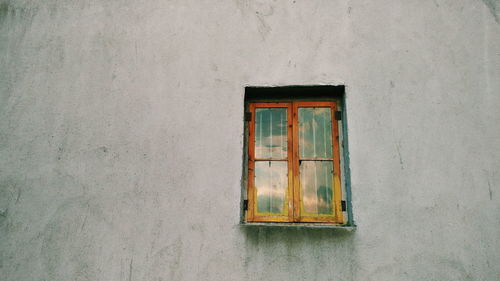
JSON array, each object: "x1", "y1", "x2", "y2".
[{"x1": 1, "y1": 1, "x2": 499, "y2": 280}]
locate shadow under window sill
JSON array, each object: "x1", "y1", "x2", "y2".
[{"x1": 239, "y1": 222, "x2": 357, "y2": 231}]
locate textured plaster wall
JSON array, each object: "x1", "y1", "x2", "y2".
[{"x1": 1, "y1": 0, "x2": 499, "y2": 280}]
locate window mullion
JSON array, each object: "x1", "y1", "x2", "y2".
[
  {"x1": 292, "y1": 102, "x2": 300, "y2": 222},
  {"x1": 287, "y1": 102, "x2": 294, "y2": 222}
]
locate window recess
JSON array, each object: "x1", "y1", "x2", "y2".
[{"x1": 242, "y1": 86, "x2": 353, "y2": 226}]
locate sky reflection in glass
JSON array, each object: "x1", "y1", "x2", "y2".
[
  {"x1": 300, "y1": 161, "x2": 334, "y2": 215},
  {"x1": 299, "y1": 108, "x2": 332, "y2": 159},
  {"x1": 298, "y1": 107, "x2": 334, "y2": 215},
  {"x1": 255, "y1": 108, "x2": 287, "y2": 159},
  {"x1": 255, "y1": 161, "x2": 287, "y2": 214}
]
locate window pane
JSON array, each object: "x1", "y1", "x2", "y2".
[
  {"x1": 255, "y1": 161, "x2": 288, "y2": 214},
  {"x1": 255, "y1": 108, "x2": 287, "y2": 159},
  {"x1": 300, "y1": 161, "x2": 334, "y2": 215},
  {"x1": 298, "y1": 107, "x2": 332, "y2": 158}
]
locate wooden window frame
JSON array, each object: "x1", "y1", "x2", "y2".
[{"x1": 246, "y1": 101, "x2": 344, "y2": 224}]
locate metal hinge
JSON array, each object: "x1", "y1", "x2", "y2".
[
  {"x1": 341, "y1": 200, "x2": 347, "y2": 212},
  {"x1": 244, "y1": 112, "x2": 252, "y2": 122},
  {"x1": 334, "y1": 111, "x2": 342, "y2": 121},
  {"x1": 243, "y1": 200, "x2": 248, "y2": 210}
]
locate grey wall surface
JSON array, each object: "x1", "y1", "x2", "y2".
[{"x1": 1, "y1": 0, "x2": 499, "y2": 280}]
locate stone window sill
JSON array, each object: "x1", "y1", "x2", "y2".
[{"x1": 239, "y1": 222, "x2": 356, "y2": 231}]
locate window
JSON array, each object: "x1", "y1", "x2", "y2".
[{"x1": 242, "y1": 86, "x2": 352, "y2": 225}]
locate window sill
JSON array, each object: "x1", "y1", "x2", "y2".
[{"x1": 239, "y1": 222, "x2": 356, "y2": 231}]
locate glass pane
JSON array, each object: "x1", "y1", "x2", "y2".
[
  {"x1": 300, "y1": 161, "x2": 334, "y2": 215},
  {"x1": 255, "y1": 108, "x2": 287, "y2": 159},
  {"x1": 298, "y1": 107, "x2": 332, "y2": 158},
  {"x1": 255, "y1": 161, "x2": 288, "y2": 214}
]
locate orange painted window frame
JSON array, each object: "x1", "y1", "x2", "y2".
[{"x1": 246, "y1": 101, "x2": 344, "y2": 224}]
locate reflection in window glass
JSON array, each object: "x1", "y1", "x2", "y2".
[
  {"x1": 300, "y1": 161, "x2": 334, "y2": 215},
  {"x1": 255, "y1": 108, "x2": 287, "y2": 159},
  {"x1": 255, "y1": 161, "x2": 288, "y2": 214},
  {"x1": 298, "y1": 108, "x2": 332, "y2": 159}
]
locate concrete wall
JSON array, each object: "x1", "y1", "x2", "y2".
[{"x1": 1, "y1": 0, "x2": 499, "y2": 280}]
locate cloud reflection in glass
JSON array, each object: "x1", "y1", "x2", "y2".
[
  {"x1": 299, "y1": 107, "x2": 334, "y2": 215},
  {"x1": 255, "y1": 108, "x2": 287, "y2": 159}
]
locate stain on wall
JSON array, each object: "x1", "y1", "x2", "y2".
[{"x1": 482, "y1": 0, "x2": 500, "y2": 23}]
